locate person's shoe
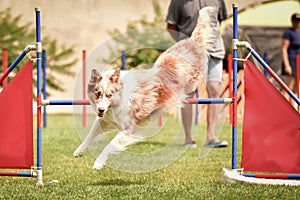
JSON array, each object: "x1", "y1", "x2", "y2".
[
  {"x1": 184, "y1": 140, "x2": 197, "y2": 148},
  {"x1": 204, "y1": 138, "x2": 228, "y2": 148}
]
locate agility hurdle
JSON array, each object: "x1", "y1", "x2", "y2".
[
  {"x1": 222, "y1": 4, "x2": 300, "y2": 186},
  {"x1": 0, "y1": 7, "x2": 88, "y2": 185},
  {"x1": 0, "y1": 8, "x2": 44, "y2": 185}
]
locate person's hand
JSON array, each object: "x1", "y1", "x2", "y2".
[{"x1": 284, "y1": 65, "x2": 293, "y2": 75}]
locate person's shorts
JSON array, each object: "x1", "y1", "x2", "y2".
[
  {"x1": 281, "y1": 58, "x2": 296, "y2": 77},
  {"x1": 207, "y1": 56, "x2": 223, "y2": 82}
]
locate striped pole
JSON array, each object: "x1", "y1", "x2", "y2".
[
  {"x1": 243, "y1": 173, "x2": 300, "y2": 179},
  {"x1": 35, "y1": 7, "x2": 43, "y2": 185},
  {"x1": 232, "y1": 3, "x2": 239, "y2": 170},
  {"x1": 42, "y1": 99, "x2": 90, "y2": 106},
  {"x1": 263, "y1": 53, "x2": 268, "y2": 77},
  {"x1": 186, "y1": 98, "x2": 233, "y2": 104},
  {"x1": 0, "y1": 172, "x2": 33, "y2": 177},
  {"x1": 42, "y1": 98, "x2": 232, "y2": 106},
  {"x1": 0, "y1": 51, "x2": 27, "y2": 83},
  {"x1": 16, "y1": 172, "x2": 34, "y2": 177}
]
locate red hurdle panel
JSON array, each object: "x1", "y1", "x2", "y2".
[
  {"x1": 0, "y1": 61, "x2": 33, "y2": 169},
  {"x1": 242, "y1": 60, "x2": 300, "y2": 174}
]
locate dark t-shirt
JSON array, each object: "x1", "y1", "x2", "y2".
[
  {"x1": 282, "y1": 28, "x2": 300, "y2": 59},
  {"x1": 165, "y1": 0, "x2": 228, "y2": 59},
  {"x1": 282, "y1": 28, "x2": 300, "y2": 76}
]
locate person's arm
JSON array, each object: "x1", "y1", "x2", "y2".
[
  {"x1": 218, "y1": 0, "x2": 228, "y2": 25},
  {"x1": 167, "y1": 23, "x2": 179, "y2": 41},
  {"x1": 281, "y1": 38, "x2": 293, "y2": 75},
  {"x1": 166, "y1": 0, "x2": 180, "y2": 41}
]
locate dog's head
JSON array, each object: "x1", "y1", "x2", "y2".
[{"x1": 88, "y1": 68, "x2": 120, "y2": 117}]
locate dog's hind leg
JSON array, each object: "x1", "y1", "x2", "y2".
[
  {"x1": 73, "y1": 116, "x2": 102, "y2": 158},
  {"x1": 93, "y1": 129, "x2": 143, "y2": 170}
]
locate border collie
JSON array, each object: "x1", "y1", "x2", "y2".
[{"x1": 74, "y1": 7, "x2": 217, "y2": 170}]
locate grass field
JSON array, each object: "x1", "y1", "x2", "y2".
[{"x1": 1, "y1": 114, "x2": 299, "y2": 199}]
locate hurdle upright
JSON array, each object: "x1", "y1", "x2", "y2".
[{"x1": 35, "y1": 7, "x2": 43, "y2": 185}]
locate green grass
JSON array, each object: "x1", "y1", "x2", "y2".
[{"x1": 0, "y1": 114, "x2": 299, "y2": 199}]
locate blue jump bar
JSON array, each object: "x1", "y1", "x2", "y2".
[
  {"x1": 17, "y1": 172, "x2": 34, "y2": 177},
  {"x1": 0, "y1": 171, "x2": 33, "y2": 177},
  {"x1": 42, "y1": 100, "x2": 90, "y2": 105},
  {"x1": 44, "y1": 98, "x2": 232, "y2": 105},
  {"x1": 186, "y1": 98, "x2": 233, "y2": 104}
]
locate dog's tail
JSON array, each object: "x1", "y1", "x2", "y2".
[{"x1": 190, "y1": 6, "x2": 219, "y2": 52}]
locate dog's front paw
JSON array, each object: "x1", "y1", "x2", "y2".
[
  {"x1": 73, "y1": 148, "x2": 85, "y2": 158},
  {"x1": 93, "y1": 160, "x2": 106, "y2": 170}
]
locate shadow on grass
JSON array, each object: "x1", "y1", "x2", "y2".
[
  {"x1": 92, "y1": 179, "x2": 146, "y2": 186},
  {"x1": 134, "y1": 141, "x2": 165, "y2": 146}
]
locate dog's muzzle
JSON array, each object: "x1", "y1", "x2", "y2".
[{"x1": 98, "y1": 108, "x2": 105, "y2": 117}]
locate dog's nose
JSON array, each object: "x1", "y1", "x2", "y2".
[
  {"x1": 98, "y1": 107, "x2": 105, "y2": 113},
  {"x1": 97, "y1": 107, "x2": 105, "y2": 117}
]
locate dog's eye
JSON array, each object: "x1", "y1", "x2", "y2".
[
  {"x1": 95, "y1": 91, "x2": 101, "y2": 99},
  {"x1": 106, "y1": 93, "x2": 112, "y2": 98}
]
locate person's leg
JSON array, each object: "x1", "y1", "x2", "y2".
[
  {"x1": 206, "y1": 81, "x2": 223, "y2": 142},
  {"x1": 288, "y1": 76, "x2": 296, "y2": 107},
  {"x1": 205, "y1": 57, "x2": 227, "y2": 147},
  {"x1": 282, "y1": 75, "x2": 296, "y2": 103},
  {"x1": 181, "y1": 92, "x2": 196, "y2": 146},
  {"x1": 282, "y1": 59, "x2": 297, "y2": 104}
]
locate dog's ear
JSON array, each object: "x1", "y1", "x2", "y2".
[
  {"x1": 110, "y1": 68, "x2": 120, "y2": 83},
  {"x1": 88, "y1": 69, "x2": 102, "y2": 91},
  {"x1": 91, "y1": 69, "x2": 102, "y2": 82}
]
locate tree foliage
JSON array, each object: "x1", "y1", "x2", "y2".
[
  {"x1": 0, "y1": 8, "x2": 77, "y2": 96},
  {"x1": 104, "y1": 0, "x2": 174, "y2": 69}
]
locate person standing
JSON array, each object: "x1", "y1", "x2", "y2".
[
  {"x1": 281, "y1": 13, "x2": 300, "y2": 99},
  {"x1": 166, "y1": 0, "x2": 228, "y2": 148}
]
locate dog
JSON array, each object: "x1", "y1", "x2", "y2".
[{"x1": 73, "y1": 7, "x2": 217, "y2": 170}]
